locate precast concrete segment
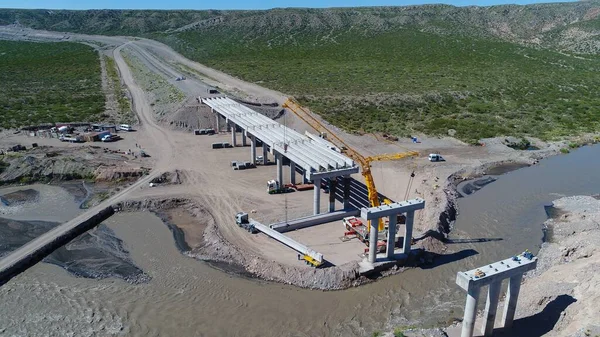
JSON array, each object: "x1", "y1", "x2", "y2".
[
  {"x1": 270, "y1": 209, "x2": 361, "y2": 233},
  {"x1": 461, "y1": 286, "x2": 481, "y2": 337},
  {"x1": 202, "y1": 97, "x2": 356, "y2": 175},
  {"x1": 250, "y1": 219, "x2": 324, "y2": 264},
  {"x1": 482, "y1": 281, "x2": 501, "y2": 336},
  {"x1": 386, "y1": 214, "x2": 397, "y2": 259},
  {"x1": 0, "y1": 206, "x2": 115, "y2": 285},
  {"x1": 502, "y1": 274, "x2": 523, "y2": 329},
  {"x1": 368, "y1": 218, "x2": 379, "y2": 263},
  {"x1": 314, "y1": 177, "x2": 321, "y2": 215},
  {"x1": 403, "y1": 210, "x2": 415, "y2": 255}
]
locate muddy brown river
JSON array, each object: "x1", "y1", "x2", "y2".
[{"x1": 1, "y1": 145, "x2": 599, "y2": 336}]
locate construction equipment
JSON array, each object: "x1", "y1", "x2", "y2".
[
  {"x1": 235, "y1": 212, "x2": 258, "y2": 233},
  {"x1": 267, "y1": 180, "x2": 293, "y2": 194},
  {"x1": 283, "y1": 98, "x2": 419, "y2": 231}
]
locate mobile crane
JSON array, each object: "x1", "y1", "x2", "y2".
[{"x1": 282, "y1": 98, "x2": 419, "y2": 231}]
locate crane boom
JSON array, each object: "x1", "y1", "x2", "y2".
[{"x1": 283, "y1": 98, "x2": 418, "y2": 230}]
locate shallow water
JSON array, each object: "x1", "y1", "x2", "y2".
[{"x1": 1, "y1": 145, "x2": 600, "y2": 336}]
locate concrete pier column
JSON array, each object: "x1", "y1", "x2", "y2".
[
  {"x1": 242, "y1": 131, "x2": 247, "y2": 146},
  {"x1": 289, "y1": 161, "x2": 296, "y2": 185},
  {"x1": 215, "y1": 114, "x2": 220, "y2": 132},
  {"x1": 368, "y1": 219, "x2": 379, "y2": 263},
  {"x1": 386, "y1": 214, "x2": 397, "y2": 259},
  {"x1": 303, "y1": 171, "x2": 309, "y2": 184},
  {"x1": 329, "y1": 180, "x2": 337, "y2": 212},
  {"x1": 502, "y1": 274, "x2": 523, "y2": 328},
  {"x1": 231, "y1": 123, "x2": 237, "y2": 147},
  {"x1": 313, "y1": 177, "x2": 321, "y2": 215},
  {"x1": 461, "y1": 286, "x2": 481, "y2": 337},
  {"x1": 402, "y1": 210, "x2": 415, "y2": 255},
  {"x1": 250, "y1": 135, "x2": 256, "y2": 164},
  {"x1": 482, "y1": 281, "x2": 502, "y2": 336},
  {"x1": 262, "y1": 143, "x2": 268, "y2": 165},
  {"x1": 276, "y1": 153, "x2": 283, "y2": 186},
  {"x1": 343, "y1": 175, "x2": 351, "y2": 209}
]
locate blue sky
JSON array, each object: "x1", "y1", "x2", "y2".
[{"x1": 1, "y1": 0, "x2": 576, "y2": 10}]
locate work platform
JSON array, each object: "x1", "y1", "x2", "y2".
[{"x1": 202, "y1": 97, "x2": 360, "y2": 214}]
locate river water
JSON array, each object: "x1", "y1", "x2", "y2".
[{"x1": 0, "y1": 145, "x2": 599, "y2": 336}]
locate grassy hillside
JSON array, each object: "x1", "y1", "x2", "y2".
[
  {"x1": 0, "y1": 40, "x2": 104, "y2": 128},
  {"x1": 3, "y1": 4, "x2": 600, "y2": 141}
]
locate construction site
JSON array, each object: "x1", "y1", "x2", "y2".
[{"x1": 198, "y1": 95, "x2": 426, "y2": 272}]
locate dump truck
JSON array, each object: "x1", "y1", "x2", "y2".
[{"x1": 235, "y1": 212, "x2": 258, "y2": 233}]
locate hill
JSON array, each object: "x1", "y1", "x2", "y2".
[{"x1": 3, "y1": 3, "x2": 600, "y2": 141}]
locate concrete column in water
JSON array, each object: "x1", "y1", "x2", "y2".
[
  {"x1": 368, "y1": 219, "x2": 379, "y2": 263},
  {"x1": 242, "y1": 131, "x2": 247, "y2": 146},
  {"x1": 328, "y1": 179, "x2": 337, "y2": 212},
  {"x1": 313, "y1": 177, "x2": 321, "y2": 215},
  {"x1": 402, "y1": 210, "x2": 415, "y2": 255},
  {"x1": 461, "y1": 286, "x2": 481, "y2": 337},
  {"x1": 276, "y1": 153, "x2": 283, "y2": 187},
  {"x1": 343, "y1": 175, "x2": 351, "y2": 209},
  {"x1": 262, "y1": 143, "x2": 268, "y2": 165},
  {"x1": 502, "y1": 274, "x2": 523, "y2": 329},
  {"x1": 386, "y1": 213, "x2": 397, "y2": 259},
  {"x1": 482, "y1": 281, "x2": 502, "y2": 336},
  {"x1": 250, "y1": 135, "x2": 256, "y2": 164},
  {"x1": 231, "y1": 122, "x2": 237, "y2": 147},
  {"x1": 289, "y1": 160, "x2": 296, "y2": 185}
]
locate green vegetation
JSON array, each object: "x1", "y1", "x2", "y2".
[
  {"x1": 4, "y1": 5, "x2": 600, "y2": 141},
  {"x1": 393, "y1": 328, "x2": 406, "y2": 337},
  {"x1": 372, "y1": 331, "x2": 382, "y2": 337},
  {"x1": 165, "y1": 27, "x2": 600, "y2": 142},
  {"x1": 0, "y1": 40, "x2": 104, "y2": 128},
  {"x1": 560, "y1": 148, "x2": 570, "y2": 154},
  {"x1": 104, "y1": 55, "x2": 134, "y2": 123}
]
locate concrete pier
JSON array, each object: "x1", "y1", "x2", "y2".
[
  {"x1": 262, "y1": 143, "x2": 268, "y2": 165},
  {"x1": 250, "y1": 134, "x2": 256, "y2": 164},
  {"x1": 502, "y1": 274, "x2": 523, "y2": 329},
  {"x1": 386, "y1": 214, "x2": 397, "y2": 259},
  {"x1": 231, "y1": 123, "x2": 237, "y2": 146},
  {"x1": 456, "y1": 252, "x2": 537, "y2": 337},
  {"x1": 329, "y1": 180, "x2": 337, "y2": 212},
  {"x1": 276, "y1": 153, "x2": 283, "y2": 186},
  {"x1": 483, "y1": 281, "x2": 501, "y2": 336},
  {"x1": 462, "y1": 287, "x2": 481, "y2": 337},
  {"x1": 242, "y1": 131, "x2": 247, "y2": 146},
  {"x1": 313, "y1": 177, "x2": 321, "y2": 215},
  {"x1": 368, "y1": 218, "x2": 379, "y2": 263},
  {"x1": 403, "y1": 210, "x2": 415, "y2": 254},
  {"x1": 343, "y1": 175, "x2": 350, "y2": 209},
  {"x1": 290, "y1": 161, "x2": 296, "y2": 185},
  {"x1": 215, "y1": 113, "x2": 220, "y2": 132}
]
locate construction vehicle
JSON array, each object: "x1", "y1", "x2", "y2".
[
  {"x1": 283, "y1": 98, "x2": 419, "y2": 232},
  {"x1": 267, "y1": 180, "x2": 293, "y2": 194},
  {"x1": 342, "y1": 216, "x2": 388, "y2": 253},
  {"x1": 235, "y1": 212, "x2": 258, "y2": 233}
]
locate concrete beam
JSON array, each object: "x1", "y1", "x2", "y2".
[
  {"x1": 361, "y1": 198, "x2": 425, "y2": 220},
  {"x1": 250, "y1": 219, "x2": 323, "y2": 264},
  {"x1": 309, "y1": 167, "x2": 359, "y2": 181},
  {"x1": 270, "y1": 209, "x2": 361, "y2": 233},
  {"x1": 456, "y1": 254, "x2": 537, "y2": 291}
]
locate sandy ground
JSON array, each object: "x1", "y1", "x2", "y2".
[{"x1": 2, "y1": 25, "x2": 595, "y2": 285}]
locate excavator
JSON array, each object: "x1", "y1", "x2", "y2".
[{"x1": 282, "y1": 98, "x2": 419, "y2": 231}]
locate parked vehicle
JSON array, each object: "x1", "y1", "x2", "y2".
[
  {"x1": 119, "y1": 124, "x2": 133, "y2": 131},
  {"x1": 428, "y1": 153, "x2": 444, "y2": 162}
]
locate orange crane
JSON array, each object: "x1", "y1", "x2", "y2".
[{"x1": 282, "y1": 98, "x2": 419, "y2": 231}]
